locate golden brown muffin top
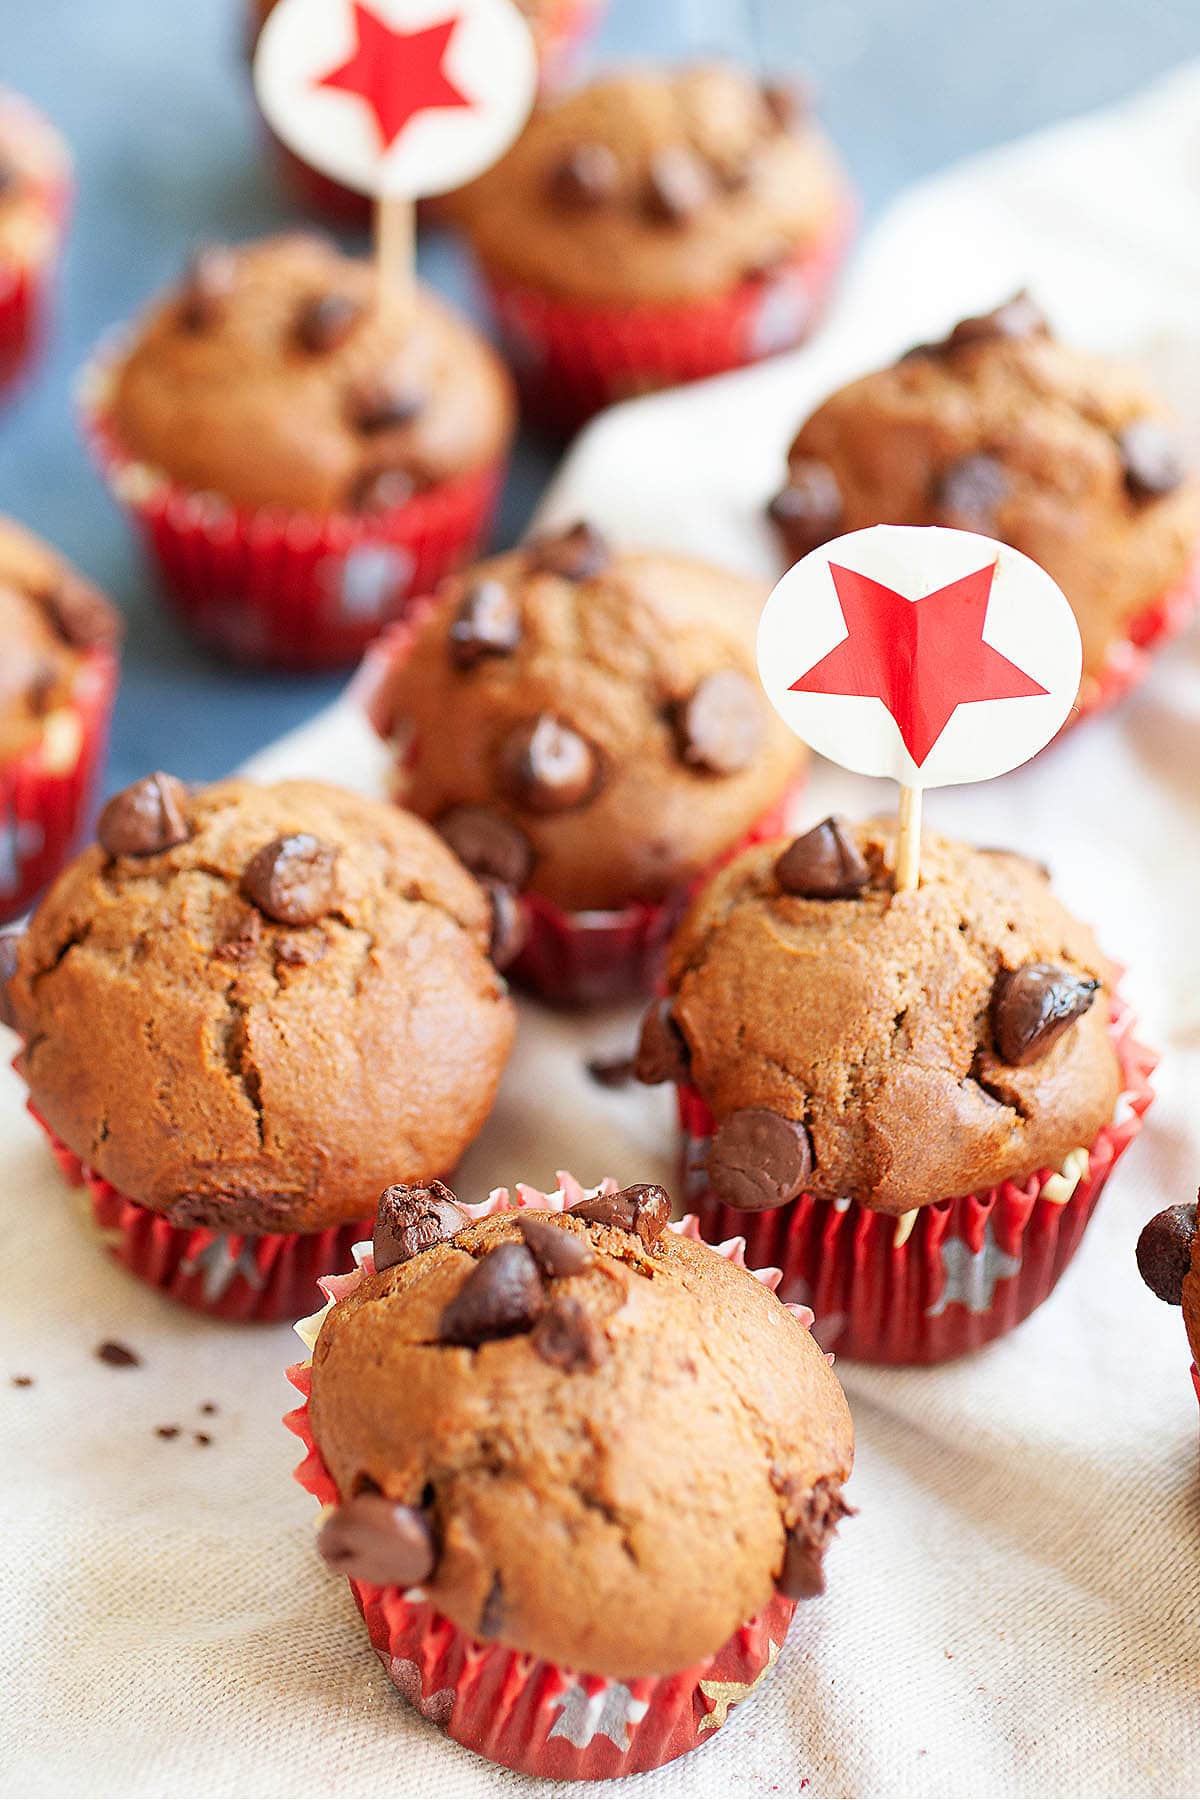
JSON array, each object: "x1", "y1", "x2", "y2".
[
  {"x1": 448, "y1": 62, "x2": 848, "y2": 304},
  {"x1": 7, "y1": 777, "x2": 515, "y2": 1234},
  {"x1": 102, "y1": 234, "x2": 515, "y2": 515},
  {"x1": 370, "y1": 527, "x2": 806, "y2": 912},
  {"x1": 309, "y1": 1187, "x2": 854, "y2": 1677},
  {"x1": 0, "y1": 517, "x2": 120, "y2": 761},
  {"x1": 0, "y1": 90, "x2": 69, "y2": 265}
]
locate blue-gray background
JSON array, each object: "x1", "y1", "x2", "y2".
[{"x1": 5, "y1": 0, "x2": 1200, "y2": 792}]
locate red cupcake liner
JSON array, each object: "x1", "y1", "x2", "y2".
[
  {"x1": 0, "y1": 648, "x2": 116, "y2": 926},
  {"x1": 0, "y1": 92, "x2": 71, "y2": 396},
  {"x1": 78, "y1": 343, "x2": 505, "y2": 672},
  {"x1": 1067, "y1": 556, "x2": 1200, "y2": 733},
  {"x1": 285, "y1": 1180, "x2": 812, "y2": 1778},
  {"x1": 681, "y1": 1002, "x2": 1156, "y2": 1366},
  {"x1": 481, "y1": 193, "x2": 857, "y2": 432},
  {"x1": 28, "y1": 1102, "x2": 371, "y2": 1323}
]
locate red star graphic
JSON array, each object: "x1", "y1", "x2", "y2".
[
  {"x1": 789, "y1": 561, "x2": 1048, "y2": 767},
  {"x1": 315, "y1": 5, "x2": 472, "y2": 153}
]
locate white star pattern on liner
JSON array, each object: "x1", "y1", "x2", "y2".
[
  {"x1": 323, "y1": 544, "x2": 414, "y2": 622},
  {"x1": 0, "y1": 815, "x2": 44, "y2": 895},
  {"x1": 546, "y1": 1680, "x2": 649, "y2": 1750},
  {"x1": 380, "y1": 1653, "x2": 455, "y2": 1727},
  {"x1": 179, "y1": 1235, "x2": 267, "y2": 1302},
  {"x1": 697, "y1": 1638, "x2": 782, "y2": 1732},
  {"x1": 926, "y1": 1220, "x2": 1022, "y2": 1317}
]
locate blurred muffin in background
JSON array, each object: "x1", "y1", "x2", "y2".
[{"x1": 0, "y1": 88, "x2": 71, "y2": 395}]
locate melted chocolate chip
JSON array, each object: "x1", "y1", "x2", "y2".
[
  {"x1": 96, "y1": 1340, "x2": 140, "y2": 1368},
  {"x1": 518, "y1": 1213, "x2": 595, "y2": 1279},
  {"x1": 548, "y1": 142, "x2": 620, "y2": 208},
  {"x1": 634, "y1": 1000, "x2": 691, "y2": 1085},
  {"x1": 777, "y1": 1477, "x2": 850, "y2": 1599},
  {"x1": 768, "y1": 459, "x2": 843, "y2": 558},
  {"x1": 295, "y1": 291, "x2": 363, "y2": 353},
  {"x1": 0, "y1": 931, "x2": 21, "y2": 1030},
  {"x1": 448, "y1": 580, "x2": 521, "y2": 669},
  {"x1": 532, "y1": 1294, "x2": 608, "y2": 1371},
  {"x1": 933, "y1": 453, "x2": 1009, "y2": 529},
  {"x1": 1117, "y1": 419, "x2": 1185, "y2": 501},
  {"x1": 527, "y1": 522, "x2": 610, "y2": 582},
  {"x1": 586, "y1": 1053, "x2": 636, "y2": 1089},
  {"x1": 373, "y1": 1181, "x2": 467, "y2": 1272},
  {"x1": 440, "y1": 1242, "x2": 546, "y2": 1347},
  {"x1": 570, "y1": 1182, "x2": 670, "y2": 1243},
  {"x1": 776, "y1": 817, "x2": 870, "y2": 899},
  {"x1": 502, "y1": 716, "x2": 601, "y2": 814},
  {"x1": 642, "y1": 147, "x2": 712, "y2": 224},
  {"x1": 674, "y1": 671, "x2": 763, "y2": 775},
  {"x1": 350, "y1": 466, "x2": 416, "y2": 515},
  {"x1": 97, "y1": 774, "x2": 190, "y2": 859},
  {"x1": 1136, "y1": 1204, "x2": 1198, "y2": 1307},
  {"x1": 41, "y1": 577, "x2": 120, "y2": 651},
  {"x1": 350, "y1": 375, "x2": 424, "y2": 434},
  {"x1": 991, "y1": 961, "x2": 1099, "y2": 1066},
  {"x1": 436, "y1": 807, "x2": 535, "y2": 891},
  {"x1": 485, "y1": 880, "x2": 526, "y2": 969},
  {"x1": 179, "y1": 246, "x2": 236, "y2": 331},
  {"x1": 242, "y1": 834, "x2": 338, "y2": 926},
  {"x1": 942, "y1": 291, "x2": 1049, "y2": 353},
  {"x1": 707, "y1": 1110, "x2": 813, "y2": 1211},
  {"x1": 318, "y1": 1494, "x2": 437, "y2": 1588}
]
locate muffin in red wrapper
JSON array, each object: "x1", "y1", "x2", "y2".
[
  {"x1": 0, "y1": 89, "x2": 71, "y2": 397},
  {"x1": 359, "y1": 525, "x2": 807, "y2": 1005},
  {"x1": 768, "y1": 294, "x2": 1200, "y2": 736},
  {"x1": 447, "y1": 62, "x2": 856, "y2": 429},
  {"x1": 286, "y1": 1172, "x2": 854, "y2": 1778},
  {"x1": 1135, "y1": 1200, "x2": 1200, "y2": 1438},
  {"x1": 636, "y1": 816, "x2": 1155, "y2": 1366},
  {"x1": 79, "y1": 234, "x2": 515, "y2": 671},
  {"x1": 0, "y1": 517, "x2": 120, "y2": 925},
  {"x1": 3, "y1": 776, "x2": 516, "y2": 1322}
]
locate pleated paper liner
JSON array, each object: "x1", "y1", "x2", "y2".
[
  {"x1": 1065, "y1": 557, "x2": 1200, "y2": 734},
  {"x1": 682, "y1": 1001, "x2": 1156, "y2": 1366},
  {"x1": 286, "y1": 1179, "x2": 815, "y2": 1779},
  {"x1": 0, "y1": 90, "x2": 71, "y2": 396}
]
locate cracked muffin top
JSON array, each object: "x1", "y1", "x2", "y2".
[
  {"x1": 368, "y1": 525, "x2": 805, "y2": 912},
  {"x1": 100, "y1": 234, "x2": 515, "y2": 515},
  {"x1": 636, "y1": 817, "x2": 1123, "y2": 1216},
  {"x1": 768, "y1": 295, "x2": 1200, "y2": 692},
  {"x1": 446, "y1": 62, "x2": 849, "y2": 305},
  {"x1": 0, "y1": 89, "x2": 69, "y2": 266},
  {"x1": 6, "y1": 776, "x2": 515, "y2": 1233},
  {"x1": 1136, "y1": 1201, "x2": 1200, "y2": 1370},
  {"x1": 0, "y1": 517, "x2": 120, "y2": 761},
  {"x1": 307, "y1": 1179, "x2": 854, "y2": 1677}
]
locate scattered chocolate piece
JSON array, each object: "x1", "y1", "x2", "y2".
[
  {"x1": 776, "y1": 817, "x2": 870, "y2": 900},
  {"x1": 518, "y1": 1213, "x2": 595, "y2": 1279},
  {"x1": 548, "y1": 142, "x2": 620, "y2": 208},
  {"x1": 991, "y1": 961, "x2": 1098, "y2": 1066},
  {"x1": 373, "y1": 1181, "x2": 468, "y2": 1272},
  {"x1": 586, "y1": 1053, "x2": 636, "y2": 1089},
  {"x1": 707, "y1": 1110, "x2": 813, "y2": 1211},
  {"x1": 212, "y1": 909, "x2": 262, "y2": 963},
  {"x1": 675, "y1": 671, "x2": 763, "y2": 775},
  {"x1": 436, "y1": 807, "x2": 535, "y2": 891},
  {"x1": 478, "y1": 1573, "x2": 505, "y2": 1639},
  {"x1": 532, "y1": 1294, "x2": 608, "y2": 1371},
  {"x1": 318, "y1": 1494, "x2": 437, "y2": 1588},
  {"x1": 97, "y1": 773, "x2": 190, "y2": 859},
  {"x1": 0, "y1": 931, "x2": 21, "y2": 1030},
  {"x1": 350, "y1": 375, "x2": 424, "y2": 433},
  {"x1": 179, "y1": 246, "x2": 236, "y2": 331},
  {"x1": 155, "y1": 1425, "x2": 179, "y2": 1440},
  {"x1": 1117, "y1": 419, "x2": 1185, "y2": 501},
  {"x1": 194, "y1": 1432, "x2": 212, "y2": 1446},
  {"x1": 1136, "y1": 1204, "x2": 1198, "y2": 1307},
  {"x1": 933, "y1": 453, "x2": 1009, "y2": 529},
  {"x1": 440, "y1": 1242, "x2": 546, "y2": 1347},
  {"x1": 200, "y1": 1402, "x2": 218, "y2": 1416},
  {"x1": 485, "y1": 881, "x2": 526, "y2": 969},
  {"x1": 42, "y1": 577, "x2": 121, "y2": 651},
  {"x1": 10, "y1": 1375, "x2": 33, "y2": 1388},
  {"x1": 777, "y1": 1477, "x2": 850, "y2": 1599},
  {"x1": 448, "y1": 580, "x2": 521, "y2": 669},
  {"x1": 761, "y1": 79, "x2": 808, "y2": 130},
  {"x1": 643, "y1": 146, "x2": 712, "y2": 224},
  {"x1": 295, "y1": 291, "x2": 363, "y2": 353},
  {"x1": 527, "y1": 521, "x2": 610, "y2": 582},
  {"x1": 570, "y1": 1182, "x2": 670, "y2": 1243},
  {"x1": 242, "y1": 833, "x2": 338, "y2": 927},
  {"x1": 634, "y1": 1000, "x2": 691, "y2": 1085},
  {"x1": 96, "y1": 1340, "x2": 141, "y2": 1368},
  {"x1": 768, "y1": 459, "x2": 843, "y2": 558},
  {"x1": 350, "y1": 465, "x2": 416, "y2": 515},
  {"x1": 502, "y1": 716, "x2": 601, "y2": 814}
]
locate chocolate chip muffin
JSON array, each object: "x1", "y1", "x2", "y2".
[
  {"x1": 1137, "y1": 1202, "x2": 1200, "y2": 1371},
  {"x1": 0, "y1": 87, "x2": 71, "y2": 391},
  {"x1": 769, "y1": 295, "x2": 1200, "y2": 711}
]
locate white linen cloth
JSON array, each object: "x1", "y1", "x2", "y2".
[{"x1": 5, "y1": 63, "x2": 1200, "y2": 1800}]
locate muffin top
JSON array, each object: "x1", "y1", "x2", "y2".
[
  {"x1": 0, "y1": 89, "x2": 70, "y2": 266},
  {"x1": 6, "y1": 777, "x2": 515, "y2": 1233},
  {"x1": 101, "y1": 234, "x2": 515, "y2": 515},
  {"x1": 369, "y1": 526, "x2": 805, "y2": 912},
  {"x1": 637, "y1": 817, "x2": 1123, "y2": 1215},
  {"x1": 448, "y1": 62, "x2": 848, "y2": 305},
  {"x1": 1136, "y1": 1202, "x2": 1200, "y2": 1368},
  {"x1": 308, "y1": 1180, "x2": 854, "y2": 1678},
  {"x1": 769, "y1": 295, "x2": 1200, "y2": 686},
  {"x1": 0, "y1": 517, "x2": 120, "y2": 761}
]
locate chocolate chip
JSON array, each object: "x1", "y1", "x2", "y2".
[
  {"x1": 96, "y1": 1340, "x2": 140, "y2": 1368},
  {"x1": 349, "y1": 375, "x2": 424, "y2": 433},
  {"x1": 485, "y1": 880, "x2": 526, "y2": 969},
  {"x1": 518, "y1": 1213, "x2": 595, "y2": 1279},
  {"x1": 991, "y1": 962, "x2": 1099, "y2": 1066},
  {"x1": 502, "y1": 716, "x2": 601, "y2": 814},
  {"x1": 436, "y1": 807, "x2": 535, "y2": 890},
  {"x1": 642, "y1": 147, "x2": 712, "y2": 224},
  {"x1": 674, "y1": 671, "x2": 763, "y2": 775},
  {"x1": 11, "y1": 1375, "x2": 33, "y2": 1388},
  {"x1": 1117, "y1": 419, "x2": 1186, "y2": 501},
  {"x1": 1136, "y1": 1204, "x2": 1198, "y2": 1307},
  {"x1": 778, "y1": 1477, "x2": 850, "y2": 1599},
  {"x1": 634, "y1": 1000, "x2": 691, "y2": 1085},
  {"x1": 200, "y1": 1402, "x2": 218, "y2": 1416},
  {"x1": 241, "y1": 834, "x2": 337, "y2": 926},
  {"x1": 440, "y1": 1242, "x2": 546, "y2": 1347},
  {"x1": 448, "y1": 580, "x2": 521, "y2": 669},
  {"x1": 933, "y1": 453, "x2": 1009, "y2": 529},
  {"x1": 155, "y1": 1425, "x2": 179, "y2": 1440},
  {"x1": 97, "y1": 774, "x2": 190, "y2": 859},
  {"x1": 275, "y1": 935, "x2": 325, "y2": 971},
  {"x1": 707, "y1": 1110, "x2": 813, "y2": 1211},
  {"x1": 532, "y1": 1295, "x2": 608, "y2": 1371},
  {"x1": 776, "y1": 817, "x2": 870, "y2": 899},
  {"x1": 0, "y1": 931, "x2": 21, "y2": 1030},
  {"x1": 768, "y1": 459, "x2": 843, "y2": 559},
  {"x1": 212, "y1": 909, "x2": 262, "y2": 963},
  {"x1": 570, "y1": 1182, "x2": 670, "y2": 1243},
  {"x1": 374, "y1": 1180, "x2": 467, "y2": 1272},
  {"x1": 944, "y1": 291, "x2": 1049, "y2": 352},
  {"x1": 41, "y1": 577, "x2": 121, "y2": 651},
  {"x1": 349, "y1": 466, "x2": 416, "y2": 515},
  {"x1": 318, "y1": 1494, "x2": 437, "y2": 1588},
  {"x1": 193, "y1": 1432, "x2": 212, "y2": 1446},
  {"x1": 527, "y1": 522, "x2": 610, "y2": 582},
  {"x1": 548, "y1": 142, "x2": 620, "y2": 207},
  {"x1": 295, "y1": 291, "x2": 363, "y2": 353},
  {"x1": 586, "y1": 1053, "x2": 636, "y2": 1089},
  {"x1": 179, "y1": 246, "x2": 236, "y2": 331},
  {"x1": 761, "y1": 79, "x2": 808, "y2": 130}
]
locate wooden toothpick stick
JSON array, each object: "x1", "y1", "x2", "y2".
[
  {"x1": 374, "y1": 195, "x2": 415, "y2": 321},
  {"x1": 895, "y1": 785, "x2": 923, "y2": 892}
]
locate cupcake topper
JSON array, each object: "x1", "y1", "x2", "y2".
[
  {"x1": 254, "y1": 0, "x2": 537, "y2": 313},
  {"x1": 757, "y1": 526, "x2": 1083, "y2": 890}
]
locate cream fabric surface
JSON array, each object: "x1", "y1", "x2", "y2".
[{"x1": 5, "y1": 64, "x2": 1200, "y2": 1800}]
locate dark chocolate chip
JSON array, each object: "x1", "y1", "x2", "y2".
[
  {"x1": 642, "y1": 146, "x2": 712, "y2": 224},
  {"x1": 97, "y1": 774, "x2": 190, "y2": 859},
  {"x1": 179, "y1": 246, "x2": 236, "y2": 331},
  {"x1": 155, "y1": 1425, "x2": 179, "y2": 1440},
  {"x1": 548, "y1": 142, "x2": 620, "y2": 208},
  {"x1": 1117, "y1": 419, "x2": 1186, "y2": 501},
  {"x1": 570, "y1": 1182, "x2": 670, "y2": 1243},
  {"x1": 96, "y1": 1340, "x2": 141, "y2": 1368},
  {"x1": 11, "y1": 1375, "x2": 33, "y2": 1388},
  {"x1": 41, "y1": 577, "x2": 121, "y2": 651},
  {"x1": 991, "y1": 961, "x2": 1099, "y2": 1066},
  {"x1": 1136, "y1": 1204, "x2": 1198, "y2": 1307},
  {"x1": 349, "y1": 375, "x2": 424, "y2": 433},
  {"x1": 707, "y1": 1109, "x2": 813, "y2": 1212},
  {"x1": 675, "y1": 671, "x2": 763, "y2": 775},
  {"x1": 318, "y1": 1494, "x2": 437, "y2": 1588},
  {"x1": 768, "y1": 458, "x2": 843, "y2": 559},
  {"x1": 212, "y1": 909, "x2": 262, "y2": 963},
  {"x1": 527, "y1": 521, "x2": 610, "y2": 582},
  {"x1": 0, "y1": 931, "x2": 21, "y2": 1030},
  {"x1": 448, "y1": 580, "x2": 521, "y2": 669},
  {"x1": 440, "y1": 1242, "x2": 546, "y2": 1347},
  {"x1": 193, "y1": 1433, "x2": 212, "y2": 1446},
  {"x1": 586, "y1": 1053, "x2": 636, "y2": 1089},
  {"x1": 634, "y1": 1000, "x2": 691, "y2": 1085},
  {"x1": 349, "y1": 465, "x2": 416, "y2": 515},
  {"x1": 200, "y1": 1402, "x2": 218, "y2": 1416},
  {"x1": 776, "y1": 817, "x2": 870, "y2": 899},
  {"x1": 295, "y1": 291, "x2": 363, "y2": 353},
  {"x1": 933, "y1": 453, "x2": 1009, "y2": 529},
  {"x1": 906, "y1": 291, "x2": 1049, "y2": 361},
  {"x1": 518, "y1": 1213, "x2": 595, "y2": 1279},
  {"x1": 531, "y1": 1294, "x2": 608, "y2": 1371},
  {"x1": 778, "y1": 1477, "x2": 850, "y2": 1599},
  {"x1": 241, "y1": 833, "x2": 338, "y2": 926},
  {"x1": 484, "y1": 880, "x2": 526, "y2": 969},
  {"x1": 502, "y1": 716, "x2": 601, "y2": 814},
  {"x1": 435, "y1": 806, "x2": 535, "y2": 890},
  {"x1": 373, "y1": 1180, "x2": 467, "y2": 1272},
  {"x1": 478, "y1": 1572, "x2": 505, "y2": 1638},
  {"x1": 761, "y1": 79, "x2": 808, "y2": 130}
]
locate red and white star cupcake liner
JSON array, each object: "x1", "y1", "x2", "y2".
[{"x1": 1064, "y1": 556, "x2": 1200, "y2": 735}]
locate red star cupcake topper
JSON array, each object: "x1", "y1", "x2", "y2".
[{"x1": 314, "y1": 8, "x2": 473, "y2": 154}]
